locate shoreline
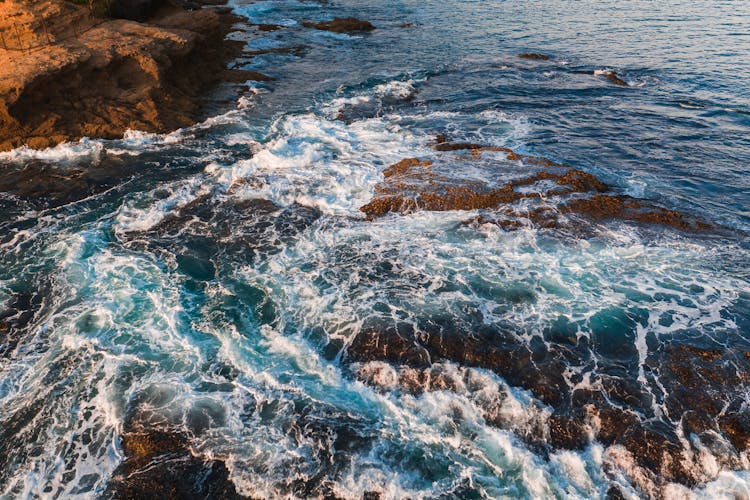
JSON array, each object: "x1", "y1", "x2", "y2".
[
  {"x1": 0, "y1": 2, "x2": 748, "y2": 498},
  {"x1": 0, "y1": 0, "x2": 252, "y2": 152}
]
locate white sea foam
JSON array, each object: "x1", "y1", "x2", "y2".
[
  {"x1": 113, "y1": 176, "x2": 214, "y2": 233},
  {"x1": 2, "y1": 52, "x2": 749, "y2": 499},
  {"x1": 374, "y1": 79, "x2": 418, "y2": 100},
  {"x1": 0, "y1": 138, "x2": 105, "y2": 165},
  {"x1": 213, "y1": 112, "x2": 424, "y2": 215}
]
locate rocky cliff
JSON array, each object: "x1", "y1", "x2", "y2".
[{"x1": 0, "y1": 0, "x2": 243, "y2": 151}]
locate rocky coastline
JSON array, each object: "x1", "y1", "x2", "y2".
[
  {"x1": 0, "y1": 0, "x2": 252, "y2": 152},
  {"x1": 1, "y1": 3, "x2": 747, "y2": 499}
]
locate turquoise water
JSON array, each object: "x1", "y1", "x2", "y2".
[{"x1": 1, "y1": 0, "x2": 749, "y2": 498}]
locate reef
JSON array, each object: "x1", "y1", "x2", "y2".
[
  {"x1": 302, "y1": 17, "x2": 376, "y2": 33},
  {"x1": 344, "y1": 318, "x2": 750, "y2": 496},
  {"x1": 0, "y1": 0, "x2": 249, "y2": 151},
  {"x1": 599, "y1": 70, "x2": 629, "y2": 86},
  {"x1": 350, "y1": 143, "x2": 741, "y2": 494},
  {"x1": 360, "y1": 140, "x2": 712, "y2": 232},
  {"x1": 518, "y1": 53, "x2": 549, "y2": 60},
  {"x1": 105, "y1": 418, "x2": 245, "y2": 499}
]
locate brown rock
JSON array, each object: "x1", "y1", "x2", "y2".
[
  {"x1": 302, "y1": 17, "x2": 376, "y2": 33},
  {"x1": 222, "y1": 69, "x2": 275, "y2": 83},
  {"x1": 661, "y1": 344, "x2": 750, "y2": 453},
  {"x1": 255, "y1": 23, "x2": 282, "y2": 31},
  {"x1": 599, "y1": 71, "x2": 629, "y2": 86},
  {"x1": 548, "y1": 412, "x2": 589, "y2": 449},
  {"x1": 563, "y1": 195, "x2": 713, "y2": 231},
  {"x1": 382, "y1": 157, "x2": 432, "y2": 177},
  {"x1": 106, "y1": 423, "x2": 246, "y2": 499},
  {"x1": 434, "y1": 142, "x2": 486, "y2": 151},
  {"x1": 518, "y1": 53, "x2": 550, "y2": 60},
  {"x1": 719, "y1": 411, "x2": 750, "y2": 452},
  {"x1": 361, "y1": 150, "x2": 713, "y2": 234},
  {"x1": 0, "y1": 0, "x2": 245, "y2": 151},
  {"x1": 343, "y1": 316, "x2": 750, "y2": 489}
]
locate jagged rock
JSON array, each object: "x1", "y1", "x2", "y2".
[
  {"x1": 518, "y1": 53, "x2": 549, "y2": 60},
  {"x1": 303, "y1": 17, "x2": 376, "y2": 33},
  {"x1": 105, "y1": 424, "x2": 245, "y2": 499},
  {"x1": 0, "y1": 0, "x2": 243, "y2": 151},
  {"x1": 599, "y1": 70, "x2": 629, "y2": 86},
  {"x1": 360, "y1": 141, "x2": 713, "y2": 232}
]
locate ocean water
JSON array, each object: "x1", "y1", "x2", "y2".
[{"x1": 1, "y1": 0, "x2": 749, "y2": 498}]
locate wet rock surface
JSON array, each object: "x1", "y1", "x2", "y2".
[
  {"x1": 0, "y1": 286, "x2": 49, "y2": 358},
  {"x1": 360, "y1": 139, "x2": 712, "y2": 233},
  {"x1": 121, "y1": 194, "x2": 321, "y2": 275},
  {"x1": 303, "y1": 17, "x2": 376, "y2": 33},
  {"x1": 518, "y1": 53, "x2": 550, "y2": 60},
  {"x1": 599, "y1": 70, "x2": 629, "y2": 86},
  {"x1": 0, "y1": 158, "x2": 125, "y2": 208},
  {"x1": 105, "y1": 420, "x2": 245, "y2": 499},
  {"x1": 222, "y1": 69, "x2": 276, "y2": 83},
  {"x1": 253, "y1": 23, "x2": 282, "y2": 32},
  {"x1": 344, "y1": 315, "x2": 750, "y2": 494},
  {"x1": 0, "y1": 0, "x2": 246, "y2": 151}
]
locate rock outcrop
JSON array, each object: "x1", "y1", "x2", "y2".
[
  {"x1": 105, "y1": 417, "x2": 245, "y2": 499},
  {"x1": 344, "y1": 320, "x2": 750, "y2": 496},
  {"x1": 359, "y1": 141, "x2": 711, "y2": 232},
  {"x1": 0, "y1": 0, "x2": 244, "y2": 151},
  {"x1": 302, "y1": 17, "x2": 376, "y2": 33},
  {"x1": 598, "y1": 70, "x2": 629, "y2": 86},
  {"x1": 518, "y1": 53, "x2": 549, "y2": 60}
]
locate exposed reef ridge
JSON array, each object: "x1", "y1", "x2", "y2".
[
  {"x1": 344, "y1": 319, "x2": 750, "y2": 496},
  {"x1": 302, "y1": 17, "x2": 376, "y2": 33},
  {"x1": 0, "y1": 0, "x2": 248, "y2": 151},
  {"x1": 360, "y1": 140, "x2": 712, "y2": 232},
  {"x1": 105, "y1": 415, "x2": 245, "y2": 499}
]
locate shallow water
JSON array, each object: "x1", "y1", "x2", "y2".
[{"x1": 1, "y1": 0, "x2": 749, "y2": 498}]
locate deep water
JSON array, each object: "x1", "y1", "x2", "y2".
[{"x1": 1, "y1": 0, "x2": 750, "y2": 498}]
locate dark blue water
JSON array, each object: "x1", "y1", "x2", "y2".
[{"x1": 1, "y1": 0, "x2": 749, "y2": 497}]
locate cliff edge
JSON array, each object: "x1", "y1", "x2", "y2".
[{"x1": 0, "y1": 0, "x2": 243, "y2": 151}]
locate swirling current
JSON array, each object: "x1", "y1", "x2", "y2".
[{"x1": 1, "y1": 0, "x2": 750, "y2": 498}]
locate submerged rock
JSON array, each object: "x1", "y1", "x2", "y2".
[
  {"x1": 303, "y1": 17, "x2": 376, "y2": 33},
  {"x1": 105, "y1": 423, "x2": 245, "y2": 499},
  {"x1": 0, "y1": 157, "x2": 132, "y2": 208},
  {"x1": 360, "y1": 141, "x2": 713, "y2": 232},
  {"x1": 343, "y1": 317, "x2": 750, "y2": 493},
  {"x1": 518, "y1": 53, "x2": 550, "y2": 60},
  {"x1": 433, "y1": 142, "x2": 489, "y2": 152},
  {"x1": 254, "y1": 23, "x2": 282, "y2": 31},
  {"x1": 121, "y1": 195, "x2": 322, "y2": 275},
  {"x1": 244, "y1": 45, "x2": 307, "y2": 56},
  {"x1": 0, "y1": 286, "x2": 50, "y2": 358},
  {"x1": 599, "y1": 70, "x2": 629, "y2": 86},
  {"x1": 222, "y1": 69, "x2": 275, "y2": 83}
]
